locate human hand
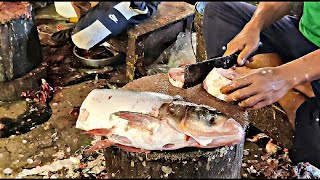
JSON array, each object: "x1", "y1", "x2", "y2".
[
  {"x1": 223, "y1": 24, "x2": 261, "y2": 66},
  {"x1": 220, "y1": 67, "x2": 293, "y2": 109}
]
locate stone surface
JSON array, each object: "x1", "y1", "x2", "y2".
[
  {"x1": 0, "y1": 100, "x2": 27, "y2": 119},
  {"x1": 0, "y1": 79, "x2": 108, "y2": 178}
]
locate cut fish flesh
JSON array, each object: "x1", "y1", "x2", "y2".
[
  {"x1": 168, "y1": 67, "x2": 185, "y2": 88},
  {"x1": 203, "y1": 68, "x2": 232, "y2": 101}
]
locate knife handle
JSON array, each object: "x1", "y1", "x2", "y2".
[
  {"x1": 248, "y1": 41, "x2": 263, "y2": 59},
  {"x1": 224, "y1": 42, "x2": 263, "y2": 68}
]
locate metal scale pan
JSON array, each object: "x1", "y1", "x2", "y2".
[{"x1": 73, "y1": 43, "x2": 126, "y2": 68}]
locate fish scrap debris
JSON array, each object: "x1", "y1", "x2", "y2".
[
  {"x1": 242, "y1": 133, "x2": 320, "y2": 179},
  {"x1": 76, "y1": 89, "x2": 245, "y2": 153},
  {"x1": 246, "y1": 133, "x2": 269, "y2": 142},
  {"x1": 294, "y1": 162, "x2": 320, "y2": 179},
  {"x1": 15, "y1": 146, "x2": 109, "y2": 179},
  {"x1": 21, "y1": 79, "x2": 55, "y2": 103}
]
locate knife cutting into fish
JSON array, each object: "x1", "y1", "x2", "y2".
[
  {"x1": 183, "y1": 42, "x2": 263, "y2": 88},
  {"x1": 168, "y1": 42, "x2": 263, "y2": 89}
]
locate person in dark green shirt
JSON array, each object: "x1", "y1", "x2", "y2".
[
  {"x1": 203, "y1": 2, "x2": 320, "y2": 168},
  {"x1": 300, "y1": 2, "x2": 320, "y2": 47}
]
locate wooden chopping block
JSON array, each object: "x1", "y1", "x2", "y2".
[
  {"x1": 102, "y1": 73, "x2": 247, "y2": 179},
  {"x1": 102, "y1": 73, "x2": 293, "y2": 179}
]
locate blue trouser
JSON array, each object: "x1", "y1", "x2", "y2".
[{"x1": 203, "y1": 2, "x2": 319, "y2": 168}]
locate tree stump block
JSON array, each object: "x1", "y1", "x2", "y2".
[
  {"x1": 0, "y1": 2, "x2": 42, "y2": 82},
  {"x1": 104, "y1": 143, "x2": 244, "y2": 179},
  {"x1": 0, "y1": 2, "x2": 45, "y2": 101},
  {"x1": 104, "y1": 74, "x2": 248, "y2": 179}
]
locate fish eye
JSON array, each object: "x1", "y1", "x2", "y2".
[{"x1": 209, "y1": 117, "x2": 216, "y2": 125}]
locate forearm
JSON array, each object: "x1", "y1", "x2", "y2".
[
  {"x1": 279, "y1": 49, "x2": 320, "y2": 87},
  {"x1": 246, "y1": 2, "x2": 291, "y2": 32}
]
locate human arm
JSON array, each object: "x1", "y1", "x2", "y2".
[
  {"x1": 220, "y1": 49, "x2": 320, "y2": 109},
  {"x1": 224, "y1": 2, "x2": 292, "y2": 65}
]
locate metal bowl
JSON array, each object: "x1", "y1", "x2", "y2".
[{"x1": 73, "y1": 44, "x2": 126, "y2": 68}]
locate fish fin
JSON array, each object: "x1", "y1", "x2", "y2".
[
  {"x1": 116, "y1": 144, "x2": 151, "y2": 154},
  {"x1": 113, "y1": 111, "x2": 159, "y2": 129},
  {"x1": 85, "y1": 139, "x2": 114, "y2": 153},
  {"x1": 109, "y1": 134, "x2": 132, "y2": 144},
  {"x1": 83, "y1": 128, "x2": 113, "y2": 136}
]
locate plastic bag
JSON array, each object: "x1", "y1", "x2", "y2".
[
  {"x1": 167, "y1": 31, "x2": 197, "y2": 68},
  {"x1": 146, "y1": 31, "x2": 197, "y2": 75}
]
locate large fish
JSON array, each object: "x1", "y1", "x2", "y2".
[{"x1": 77, "y1": 89, "x2": 244, "y2": 152}]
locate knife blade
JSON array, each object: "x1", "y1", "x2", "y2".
[
  {"x1": 183, "y1": 53, "x2": 239, "y2": 89},
  {"x1": 183, "y1": 42, "x2": 262, "y2": 89}
]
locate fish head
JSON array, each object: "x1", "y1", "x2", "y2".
[
  {"x1": 159, "y1": 101, "x2": 227, "y2": 128},
  {"x1": 159, "y1": 101, "x2": 244, "y2": 140},
  {"x1": 184, "y1": 103, "x2": 228, "y2": 128}
]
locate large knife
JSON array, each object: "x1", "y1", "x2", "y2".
[{"x1": 183, "y1": 43, "x2": 262, "y2": 89}]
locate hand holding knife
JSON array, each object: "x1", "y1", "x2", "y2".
[{"x1": 182, "y1": 42, "x2": 263, "y2": 89}]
